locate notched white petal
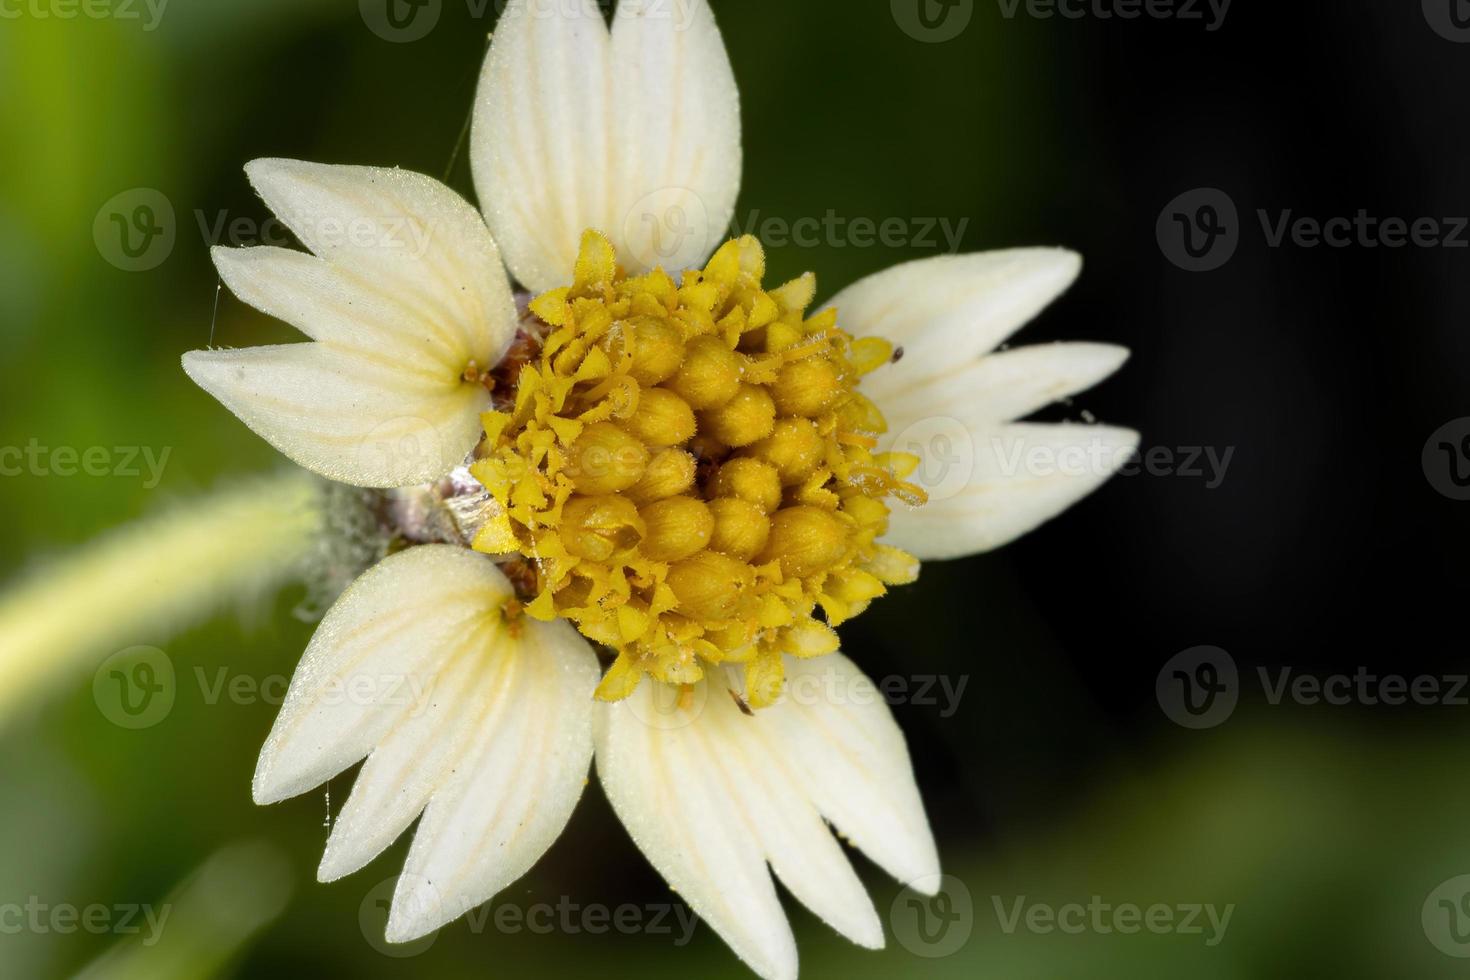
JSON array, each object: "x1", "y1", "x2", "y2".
[
  {"x1": 885, "y1": 422, "x2": 1141, "y2": 560},
  {"x1": 472, "y1": 0, "x2": 741, "y2": 292},
  {"x1": 831, "y1": 248, "x2": 1082, "y2": 406},
  {"x1": 385, "y1": 617, "x2": 600, "y2": 942},
  {"x1": 182, "y1": 344, "x2": 488, "y2": 489},
  {"x1": 316, "y1": 647, "x2": 486, "y2": 883},
  {"x1": 210, "y1": 246, "x2": 467, "y2": 375},
  {"x1": 595, "y1": 682, "x2": 798, "y2": 980},
  {"x1": 608, "y1": 0, "x2": 742, "y2": 277},
  {"x1": 881, "y1": 342, "x2": 1130, "y2": 432},
  {"x1": 768, "y1": 656, "x2": 940, "y2": 890},
  {"x1": 191, "y1": 161, "x2": 517, "y2": 485},
  {"x1": 257, "y1": 546, "x2": 600, "y2": 944},
  {"x1": 594, "y1": 655, "x2": 939, "y2": 978},
  {"x1": 252, "y1": 546, "x2": 511, "y2": 806},
  {"x1": 835, "y1": 248, "x2": 1136, "y2": 560},
  {"x1": 241, "y1": 158, "x2": 517, "y2": 368}
]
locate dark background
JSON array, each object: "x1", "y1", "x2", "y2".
[{"x1": 3, "y1": 1, "x2": 1470, "y2": 977}]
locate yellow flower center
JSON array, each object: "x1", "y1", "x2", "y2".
[{"x1": 469, "y1": 230, "x2": 926, "y2": 707}]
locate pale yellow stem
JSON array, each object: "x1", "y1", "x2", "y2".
[{"x1": 0, "y1": 470, "x2": 323, "y2": 721}]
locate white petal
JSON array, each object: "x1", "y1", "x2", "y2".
[
  {"x1": 211, "y1": 246, "x2": 472, "y2": 375},
  {"x1": 253, "y1": 546, "x2": 514, "y2": 806},
  {"x1": 243, "y1": 159, "x2": 516, "y2": 366},
  {"x1": 832, "y1": 250, "x2": 1135, "y2": 560},
  {"x1": 880, "y1": 342, "x2": 1130, "y2": 431},
  {"x1": 256, "y1": 545, "x2": 601, "y2": 941},
  {"x1": 595, "y1": 656, "x2": 938, "y2": 978},
  {"x1": 182, "y1": 343, "x2": 488, "y2": 488},
  {"x1": 607, "y1": 0, "x2": 742, "y2": 275},
  {"x1": 316, "y1": 647, "x2": 486, "y2": 883},
  {"x1": 472, "y1": 0, "x2": 611, "y2": 295},
  {"x1": 595, "y1": 682, "x2": 798, "y2": 980},
  {"x1": 768, "y1": 656, "x2": 940, "y2": 890},
  {"x1": 191, "y1": 162, "x2": 517, "y2": 487},
  {"x1": 472, "y1": 0, "x2": 741, "y2": 293},
  {"x1": 884, "y1": 422, "x2": 1140, "y2": 560},
  {"x1": 828, "y1": 249, "x2": 1082, "y2": 406},
  {"x1": 386, "y1": 617, "x2": 599, "y2": 942}
]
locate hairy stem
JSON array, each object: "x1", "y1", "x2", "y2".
[{"x1": 0, "y1": 470, "x2": 323, "y2": 722}]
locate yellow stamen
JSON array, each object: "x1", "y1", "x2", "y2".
[{"x1": 472, "y1": 230, "x2": 927, "y2": 707}]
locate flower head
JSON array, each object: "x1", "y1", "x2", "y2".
[
  {"x1": 181, "y1": 2, "x2": 1137, "y2": 977},
  {"x1": 472, "y1": 230, "x2": 925, "y2": 707}
]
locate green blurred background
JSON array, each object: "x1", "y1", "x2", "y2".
[{"x1": 4, "y1": 1, "x2": 1470, "y2": 977}]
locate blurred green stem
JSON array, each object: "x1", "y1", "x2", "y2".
[
  {"x1": 0, "y1": 470, "x2": 322, "y2": 722},
  {"x1": 73, "y1": 840, "x2": 295, "y2": 980}
]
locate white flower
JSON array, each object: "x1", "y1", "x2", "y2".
[{"x1": 183, "y1": 2, "x2": 1138, "y2": 978}]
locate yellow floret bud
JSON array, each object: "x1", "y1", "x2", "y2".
[
  {"x1": 666, "y1": 551, "x2": 755, "y2": 621},
  {"x1": 744, "y1": 653, "x2": 786, "y2": 709},
  {"x1": 666, "y1": 335, "x2": 743, "y2": 409},
  {"x1": 639, "y1": 497, "x2": 715, "y2": 562},
  {"x1": 707, "y1": 497, "x2": 771, "y2": 561},
  {"x1": 772, "y1": 357, "x2": 846, "y2": 417},
  {"x1": 710, "y1": 457, "x2": 784, "y2": 513},
  {"x1": 625, "y1": 317, "x2": 685, "y2": 385},
  {"x1": 699, "y1": 384, "x2": 777, "y2": 448},
  {"x1": 750, "y1": 418, "x2": 825, "y2": 485},
  {"x1": 758, "y1": 505, "x2": 849, "y2": 578},
  {"x1": 626, "y1": 449, "x2": 696, "y2": 505},
  {"x1": 567, "y1": 422, "x2": 649, "y2": 494},
  {"x1": 623, "y1": 388, "x2": 697, "y2": 447},
  {"x1": 561, "y1": 495, "x2": 645, "y2": 562}
]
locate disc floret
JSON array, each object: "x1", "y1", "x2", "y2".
[{"x1": 470, "y1": 230, "x2": 926, "y2": 707}]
